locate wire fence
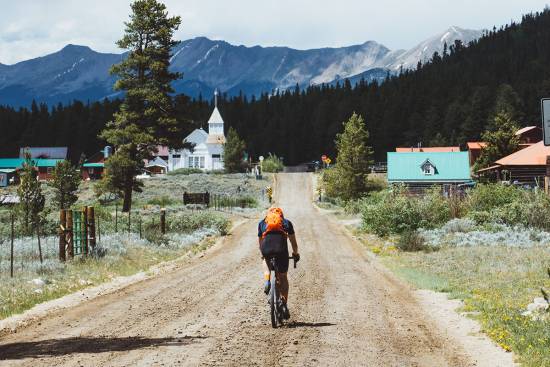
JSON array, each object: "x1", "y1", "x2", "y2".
[{"x1": 0, "y1": 190, "x2": 257, "y2": 278}]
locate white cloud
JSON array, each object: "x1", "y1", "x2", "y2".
[{"x1": 0, "y1": 0, "x2": 549, "y2": 64}]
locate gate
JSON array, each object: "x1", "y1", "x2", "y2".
[
  {"x1": 58, "y1": 207, "x2": 96, "y2": 261},
  {"x1": 72, "y1": 210, "x2": 87, "y2": 256}
]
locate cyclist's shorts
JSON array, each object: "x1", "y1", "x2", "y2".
[{"x1": 266, "y1": 252, "x2": 289, "y2": 273}]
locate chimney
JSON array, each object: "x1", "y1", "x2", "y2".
[{"x1": 104, "y1": 146, "x2": 112, "y2": 159}]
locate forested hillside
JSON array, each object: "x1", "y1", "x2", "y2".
[{"x1": 2, "y1": 9, "x2": 550, "y2": 164}]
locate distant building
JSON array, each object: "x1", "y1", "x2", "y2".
[
  {"x1": 387, "y1": 151, "x2": 472, "y2": 193},
  {"x1": 19, "y1": 147, "x2": 68, "y2": 159},
  {"x1": 82, "y1": 147, "x2": 111, "y2": 180},
  {"x1": 477, "y1": 141, "x2": 550, "y2": 186},
  {"x1": 395, "y1": 146, "x2": 460, "y2": 153},
  {"x1": 0, "y1": 158, "x2": 63, "y2": 182},
  {"x1": 466, "y1": 142, "x2": 487, "y2": 167},
  {"x1": 515, "y1": 126, "x2": 542, "y2": 148},
  {"x1": 168, "y1": 90, "x2": 225, "y2": 171},
  {"x1": 145, "y1": 157, "x2": 169, "y2": 175},
  {"x1": 467, "y1": 126, "x2": 543, "y2": 167}
]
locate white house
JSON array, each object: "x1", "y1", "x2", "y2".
[{"x1": 168, "y1": 92, "x2": 226, "y2": 171}]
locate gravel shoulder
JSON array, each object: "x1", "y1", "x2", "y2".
[{"x1": 0, "y1": 173, "x2": 513, "y2": 366}]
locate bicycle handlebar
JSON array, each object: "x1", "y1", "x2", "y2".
[{"x1": 288, "y1": 256, "x2": 297, "y2": 268}]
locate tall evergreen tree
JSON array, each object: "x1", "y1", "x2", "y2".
[
  {"x1": 100, "y1": 0, "x2": 183, "y2": 212},
  {"x1": 50, "y1": 160, "x2": 81, "y2": 209},
  {"x1": 17, "y1": 153, "x2": 45, "y2": 235},
  {"x1": 223, "y1": 127, "x2": 246, "y2": 173},
  {"x1": 322, "y1": 113, "x2": 374, "y2": 200},
  {"x1": 474, "y1": 112, "x2": 520, "y2": 173}
]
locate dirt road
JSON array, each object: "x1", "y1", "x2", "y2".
[{"x1": 1, "y1": 173, "x2": 483, "y2": 366}]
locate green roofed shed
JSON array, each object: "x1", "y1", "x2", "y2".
[{"x1": 387, "y1": 152, "x2": 471, "y2": 184}]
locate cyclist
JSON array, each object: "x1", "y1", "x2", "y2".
[{"x1": 258, "y1": 207, "x2": 300, "y2": 319}]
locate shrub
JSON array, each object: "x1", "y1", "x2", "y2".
[
  {"x1": 396, "y1": 230, "x2": 430, "y2": 252},
  {"x1": 262, "y1": 153, "x2": 284, "y2": 173},
  {"x1": 147, "y1": 195, "x2": 176, "y2": 207},
  {"x1": 466, "y1": 183, "x2": 522, "y2": 213},
  {"x1": 361, "y1": 186, "x2": 451, "y2": 236},
  {"x1": 167, "y1": 168, "x2": 203, "y2": 176},
  {"x1": 168, "y1": 211, "x2": 230, "y2": 235}
]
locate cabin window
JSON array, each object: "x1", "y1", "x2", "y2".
[
  {"x1": 188, "y1": 156, "x2": 203, "y2": 168},
  {"x1": 421, "y1": 160, "x2": 436, "y2": 175},
  {"x1": 47, "y1": 167, "x2": 53, "y2": 174},
  {"x1": 173, "y1": 154, "x2": 181, "y2": 159},
  {"x1": 88, "y1": 168, "x2": 94, "y2": 174}
]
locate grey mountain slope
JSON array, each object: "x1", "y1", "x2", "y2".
[
  {"x1": 0, "y1": 27, "x2": 482, "y2": 107},
  {"x1": 387, "y1": 26, "x2": 482, "y2": 71}
]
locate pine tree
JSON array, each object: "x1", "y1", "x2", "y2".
[
  {"x1": 100, "y1": 0, "x2": 183, "y2": 212},
  {"x1": 224, "y1": 127, "x2": 246, "y2": 173},
  {"x1": 50, "y1": 160, "x2": 81, "y2": 209},
  {"x1": 17, "y1": 153, "x2": 45, "y2": 235},
  {"x1": 322, "y1": 113, "x2": 374, "y2": 200},
  {"x1": 474, "y1": 112, "x2": 520, "y2": 172}
]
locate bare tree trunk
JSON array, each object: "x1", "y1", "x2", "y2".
[
  {"x1": 123, "y1": 185, "x2": 133, "y2": 213},
  {"x1": 122, "y1": 167, "x2": 134, "y2": 213}
]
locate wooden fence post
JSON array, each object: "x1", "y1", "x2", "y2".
[
  {"x1": 10, "y1": 212, "x2": 14, "y2": 278},
  {"x1": 115, "y1": 203, "x2": 118, "y2": 233},
  {"x1": 128, "y1": 210, "x2": 131, "y2": 234},
  {"x1": 139, "y1": 216, "x2": 142, "y2": 239},
  {"x1": 160, "y1": 208, "x2": 166, "y2": 235},
  {"x1": 97, "y1": 214, "x2": 101, "y2": 242},
  {"x1": 87, "y1": 207, "x2": 96, "y2": 253},
  {"x1": 66, "y1": 210, "x2": 74, "y2": 259},
  {"x1": 59, "y1": 209, "x2": 66, "y2": 262}
]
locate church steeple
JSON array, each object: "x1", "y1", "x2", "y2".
[{"x1": 207, "y1": 89, "x2": 225, "y2": 138}]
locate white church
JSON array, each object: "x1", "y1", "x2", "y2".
[{"x1": 168, "y1": 91, "x2": 226, "y2": 171}]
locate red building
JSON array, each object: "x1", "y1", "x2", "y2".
[{"x1": 81, "y1": 149, "x2": 109, "y2": 180}]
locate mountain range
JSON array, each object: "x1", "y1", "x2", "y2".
[{"x1": 0, "y1": 26, "x2": 482, "y2": 107}]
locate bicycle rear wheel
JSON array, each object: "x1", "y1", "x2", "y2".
[{"x1": 270, "y1": 271, "x2": 278, "y2": 328}]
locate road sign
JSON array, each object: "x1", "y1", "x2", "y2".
[{"x1": 542, "y1": 99, "x2": 550, "y2": 146}]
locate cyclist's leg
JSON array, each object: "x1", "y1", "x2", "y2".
[
  {"x1": 275, "y1": 272, "x2": 289, "y2": 302},
  {"x1": 274, "y1": 253, "x2": 290, "y2": 302}
]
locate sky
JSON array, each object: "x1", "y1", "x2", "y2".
[{"x1": 1, "y1": 0, "x2": 549, "y2": 65}]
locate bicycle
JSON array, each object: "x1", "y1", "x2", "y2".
[{"x1": 267, "y1": 255, "x2": 297, "y2": 328}]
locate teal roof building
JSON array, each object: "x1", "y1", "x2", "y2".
[
  {"x1": 0, "y1": 158, "x2": 63, "y2": 169},
  {"x1": 387, "y1": 152, "x2": 472, "y2": 184}
]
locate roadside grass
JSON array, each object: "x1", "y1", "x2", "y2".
[
  {"x1": 380, "y1": 245, "x2": 550, "y2": 367},
  {"x1": 0, "y1": 212, "x2": 231, "y2": 321}
]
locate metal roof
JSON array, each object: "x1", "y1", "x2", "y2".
[
  {"x1": 396, "y1": 146, "x2": 460, "y2": 153},
  {"x1": 388, "y1": 152, "x2": 471, "y2": 182},
  {"x1": 82, "y1": 163, "x2": 105, "y2": 168},
  {"x1": 19, "y1": 147, "x2": 68, "y2": 159},
  {"x1": 495, "y1": 141, "x2": 550, "y2": 166},
  {"x1": 207, "y1": 107, "x2": 225, "y2": 126},
  {"x1": 0, "y1": 158, "x2": 63, "y2": 168},
  {"x1": 467, "y1": 142, "x2": 487, "y2": 150},
  {"x1": 145, "y1": 157, "x2": 168, "y2": 168}
]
